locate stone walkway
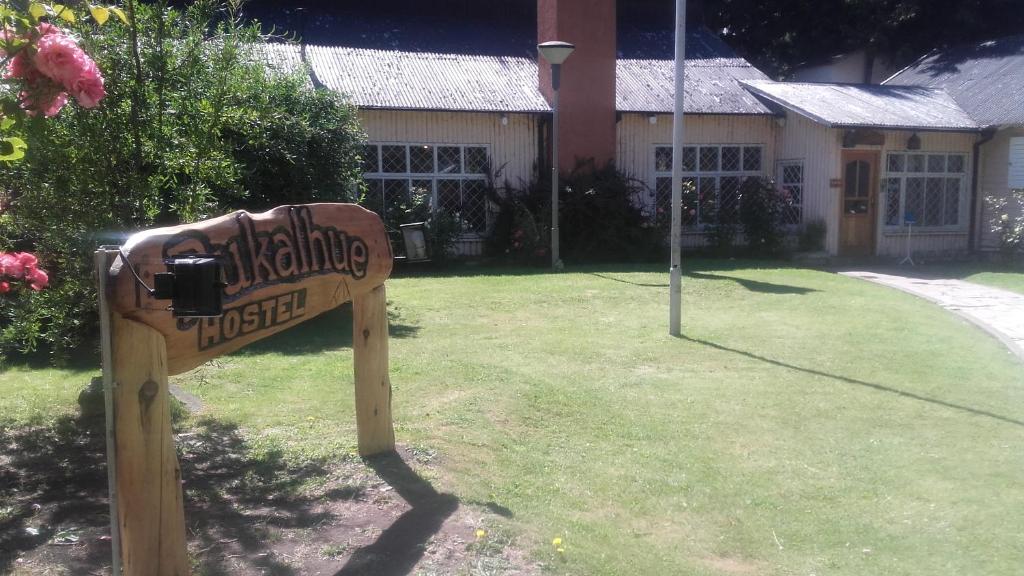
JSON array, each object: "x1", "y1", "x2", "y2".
[{"x1": 840, "y1": 270, "x2": 1024, "y2": 362}]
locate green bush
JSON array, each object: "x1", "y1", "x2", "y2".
[
  {"x1": 488, "y1": 160, "x2": 662, "y2": 263},
  {"x1": 798, "y1": 219, "x2": 827, "y2": 252},
  {"x1": 738, "y1": 177, "x2": 791, "y2": 257},
  {"x1": 0, "y1": 1, "x2": 365, "y2": 362},
  {"x1": 988, "y1": 190, "x2": 1024, "y2": 264}
]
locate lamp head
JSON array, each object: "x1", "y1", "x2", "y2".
[{"x1": 538, "y1": 41, "x2": 575, "y2": 65}]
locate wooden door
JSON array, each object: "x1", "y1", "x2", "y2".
[{"x1": 839, "y1": 150, "x2": 879, "y2": 256}]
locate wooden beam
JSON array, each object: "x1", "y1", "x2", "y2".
[
  {"x1": 352, "y1": 284, "x2": 395, "y2": 456},
  {"x1": 111, "y1": 314, "x2": 189, "y2": 575}
]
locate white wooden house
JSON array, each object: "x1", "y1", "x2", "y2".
[{"x1": 260, "y1": 0, "x2": 1021, "y2": 260}]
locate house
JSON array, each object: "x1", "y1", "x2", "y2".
[
  {"x1": 260, "y1": 0, "x2": 1019, "y2": 259},
  {"x1": 790, "y1": 49, "x2": 899, "y2": 84},
  {"x1": 883, "y1": 33, "x2": 1024, "y2": 252}
]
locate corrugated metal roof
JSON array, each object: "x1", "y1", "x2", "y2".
[
  {"x1": 884, "y1": 34, "x2": 1024, "y2": 128},
  {"x1": 617, "y1": 58, "x2": 773, "y2": 114},
  {"x1": 305, "y1": 46, "x2": 551, "y2": 113},
  {"x1": 742, "y1": 80, "x2": 979, "y2": 131},
  {"x1": 258, "y1": 41, "x2": 773, "y2": 115}
]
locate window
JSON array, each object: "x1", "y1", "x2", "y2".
[
  {"x1": 1010, "y1": 137, "x2": 1024, "y2": 189},
  {"x1": 362, "y1": 143, "x2": 490, "y2": 234},
  {"x1": 653, "y1": 144, "x2": 764, "y2": 227},
  {"x1": 777, "y1": 160, "x2": 803, "y2": 225},
  {"x1": 882, "y1": 152, "x2": 968, "y2": 229}
]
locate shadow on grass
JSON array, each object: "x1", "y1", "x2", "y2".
[
  {"x1": 230, "y1": 303, "x2": 420, "y2": 357},
  {"x1": 680, "y1": 335, "x2": 1024, "y2": 428},
  {"x1": 0, "y1": 405, "x2": 364, "y2": 575},
  {"x1": 333, "y1": 452, "x2": 458, "y2": 576},
  {"x1": 588, "y1": 270, "x2": 819, "y2": 295},
  {"x1": 687, "y1": 272, "x2": 819, "y2": 295}
]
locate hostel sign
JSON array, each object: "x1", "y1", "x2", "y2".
[
  {"x1": 99, "y1": 203, "x2": 396, "y2": 575},
  {"x1": 109, "y1": 203, "x2": 393, "y2": 375}
]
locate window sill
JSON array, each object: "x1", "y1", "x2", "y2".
[{"x1": 882, "y1": 228, "x2": 968, "y2": 236}]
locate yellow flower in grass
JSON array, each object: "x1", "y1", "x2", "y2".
[
  {"x1": 475, "y1": 529, "x2": 486, "y2": 540},
  {"x1": 552, "y1": 537, "x2": 562, "y2": 547}
]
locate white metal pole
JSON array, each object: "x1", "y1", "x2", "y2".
[
  {"x1": 669, "y1": 0, "x2": 687, "y2": 336},
  {"x1": 551, "y1": 63, "x2": 563, "y2": 270},
  {"x1": 95, "y1": 247, "x2": 122, "y2": 575}
]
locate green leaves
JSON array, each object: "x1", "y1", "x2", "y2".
[{"x1": 0, "y1": 137, "x2": 27, "y2": 162}]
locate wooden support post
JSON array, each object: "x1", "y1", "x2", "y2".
[
  {"x1": 111, "y1": 314, "x2": 190, "y2": 576},
  {"x1": 353, "y1": 284, "x2": 395, "y2": 456}
]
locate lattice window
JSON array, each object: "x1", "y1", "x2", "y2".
[
  {"x1": 884, "y1": 178, "x2": 901, "y2": 226},
  {"x1": 778, "y1": 161, "x2": 804, "y2": 226},
  {"x1": 438, "y1": 146, "x2": 462, "y2": 174},
  {"x1": 743, "y1": 147, "x2": 762, "y2": 171},
  {"x1": 465, "y1": 147, "x2": 488, "y2": 174},
  {"x1": 721, "y1": 146, "x2": 741, "y2": 171},
  {"x1": 362, "y1": 145, "x2": 380, "y2": 174},
  {"x1": 884, "y1": 152, "x2": 968, "y2": 229},
  {"x1": 381, "y1": 145, "x2": 407, "y2": 173},
  {"x1": 655, "y1": 147, "x2": 673, "y2": 172},
  {"x1": 651, "y1": 144, "x2": 765, "y2": 228},
  {"x1": 409, "y1": 145, "x2": 434, "y2": 174},
  {"x1": 362, "y1": 143, "x2": 492, "y2": 236}
]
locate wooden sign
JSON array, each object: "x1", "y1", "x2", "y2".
[{"x1": 109, "y1": 204, "x2": 393, "y2": 375}]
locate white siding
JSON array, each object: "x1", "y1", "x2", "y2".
[
  {"x1": 979, "y1": 128, "x2": 1024, "y2": 251},
  {"x1": 775, "y1": 113, "x2": 977, "y2": 256},
  {"x1": 359, "y1": 109, "x2": 542, "y2": 257},
  {"x1": 359, "y1": 109, "x2": 541, "y2": 186},
  {"x1": 616, "y1": 113, "x2": 778, "y2": 247}
]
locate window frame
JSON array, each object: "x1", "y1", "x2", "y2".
[
  {"x1": 652, "y1": 143, "x2": 766, "y2": 228},
  {"x1": 881, "y1": 151, "x2": 969, "y2": 232},
  {"x1": 362, "y1": 142, "x2": 491, "y2": 236},
  {"x1": 776, "y1": 159, "x2": 804, "y2": 226}
]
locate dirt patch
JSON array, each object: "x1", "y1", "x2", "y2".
[
  {"x1": 0, "y1": 414, "x2": 536, "y2": 576},
  {"x1": 701, "y1": 555, "x2": 764, "y2": 575}
]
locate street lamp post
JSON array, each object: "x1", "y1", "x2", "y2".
[{"x1": 538, "y1": 40, "x2": 575, "y2": 270}]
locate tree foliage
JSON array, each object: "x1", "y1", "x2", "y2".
[
  {"x1": 698, "y1": 0, "x2": 1024, "y2": 77},
  {"x1": 0, "y1": 0, "x2": 365, "y2": 362}
]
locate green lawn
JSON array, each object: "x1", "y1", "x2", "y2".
[
  {"x1": 3, "y1": 261, "x2": 1024, "y2": 575},
  {"x1": 912, "y1": 263, "x2": 1024, "y2": 295}
]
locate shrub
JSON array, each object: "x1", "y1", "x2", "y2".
[
  {"x1": 487, "y1": 160, "x2": 663, "y2": 263},
  {"x1": 738, "y1": 177, "x2": 791, "y2": 256},
  {"x1": 988, "y1": 190, "x2": 1024, "y2": 264},
  {"x1": 798, "y1": 219, "x2": 827, "y2": 252},
  {"x1": 0, "y1": 1, "x2": 365, "y2": 361}
]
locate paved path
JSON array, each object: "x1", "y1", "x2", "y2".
[{"x1": 840, "y1": 270, "x2": 1024, "y2": 361}]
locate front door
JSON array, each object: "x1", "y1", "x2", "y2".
[{"x1": 839, "y1": 150, "x2": 878, "y2": 256}]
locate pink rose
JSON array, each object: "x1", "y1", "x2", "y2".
[
  {"x1": 27, "y1": 268, "x2": 49, "y2": 290},
  {"x1": 67, "y1": 63, "x2": 105, "y2": 108},
  {"x1": 0, "y1": 254, "x2": 25, "y2": 279},
  {"x1": 19, "y1": 86, "x2": 68, "y2": 118},
  {"x1": 5, "y1": 52, "x2": 34, "y2": 80},
  {"x1": 34, "y1": 32, "x2": 87, "y2": 85},
  {"x1": 0, "y1": 281, "x2": 9, "y2": 294},
  {"x1": 16, "y1": 252, "x2": 38, "y2": 269},
  {"x1": 35, "y1": 23, "x2": 61, "y2": 37}
]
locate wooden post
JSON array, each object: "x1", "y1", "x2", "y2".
[
  {"x1": 352, "y1": 284, "x2": 395, "y2": 456},
  {"x1": 111, "y1": 314, "x2": 190, "y2": 576}
]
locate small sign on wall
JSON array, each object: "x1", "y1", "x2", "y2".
[{"x1": 830, "y1": 178, "x2": 842, "y2": 188}]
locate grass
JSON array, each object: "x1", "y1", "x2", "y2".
[
  {"x1": 911, "y1": 262, "x2": 1024, "y2": 295},
  {"x1": 3, "y1": 260, "x2": 1024, "y2": 575}
]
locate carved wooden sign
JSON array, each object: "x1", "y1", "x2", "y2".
[{"x1": 109, "y1": 204, "x2": 393, "y2": 375}]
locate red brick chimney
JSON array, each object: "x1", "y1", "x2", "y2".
[{"x1": 538, "y1": 0, "x2": 617, "y2": 172}]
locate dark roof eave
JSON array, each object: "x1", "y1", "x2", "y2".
[
  {"x1": 828, "y1": 122, "x2": 982, "y2": 133},
  {"x1": 356, "y1": 104, "x2": 551, "y2": 114},
  {"x1": 618, "y1": 110, "x2": 779, "y2": 117}
]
